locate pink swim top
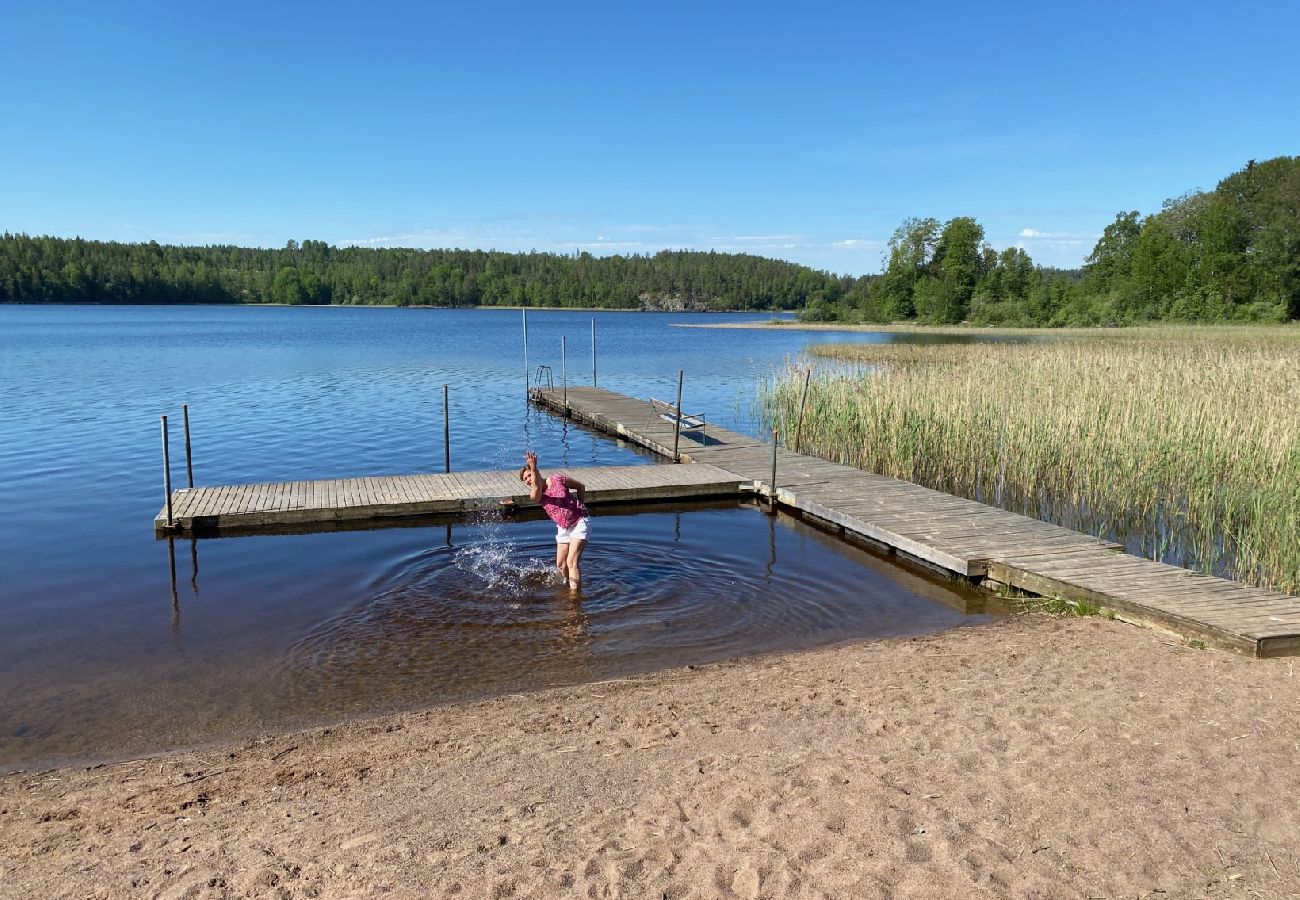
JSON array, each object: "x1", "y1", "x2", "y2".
[{"x1": 541, "y1": 473, "x2": 588, "y2": 530}]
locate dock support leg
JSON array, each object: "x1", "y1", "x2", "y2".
[
  {"x1": 769, "y1": 428, "x2": 779, "y2": 511},
  {"x1": 182, "y1": 403, "x2": 194, "y2": 488},
  {"x1": 443, "y1": 384, "x2": 451, "y2": 473},
  {"x1": 673, "y1": 369, "x2": 684, "y2": 462},
  {"x1": 522, "y1": 309, "x2": 529, "y2": 401},
  {"x1": 160, "y1": 415, "x2": 175, "y2": 530}
]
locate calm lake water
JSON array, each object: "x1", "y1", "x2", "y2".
[{"x1": 0, "y1": 306, "x2": 993, "y2": 770}]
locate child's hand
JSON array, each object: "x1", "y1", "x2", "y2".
[{"x1": 524, "y1": 451, "x2": 538, "y2": 467}]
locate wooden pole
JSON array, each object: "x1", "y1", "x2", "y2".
[
  {"x1": 160, "y1": 415, "x2": 174, "y2": 529},
  {"x1": 443, "y1": 384, "x2": 451, "y2": 473},
  {"x1": 793, "y1": 367, "x2": 811, "y2": 454},
  {"x1": 182, "y1": 403, "x2": 194, "y2": 489},
  {"x1": 672, "y1": 369, "x2": 684, "y2": 462},
  {"x1": 769, "y1": 428, "x2": 779, "y2": 509},
  {"x1": 522, "y1": 309, "x2": 529, "y2": 400},
  {"x1": 562, "y1": 336, "x2": 568, "y2": 414}
]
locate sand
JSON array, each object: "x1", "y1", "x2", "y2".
[{"x1": 3, "y1": 614, "x2": 1300, "y2": 899}]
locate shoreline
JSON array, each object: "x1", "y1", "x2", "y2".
[
  {"x1": 675, "y1": 319, "x2": 1300, "y2": 337},
  {"x1": 1, "y1": 301, "x2": 798, "y2": 314},
  {"x1": 5, "y1": 614, "x2": 1300, "y2": 898}
]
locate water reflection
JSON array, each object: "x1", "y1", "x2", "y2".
[{"x1": 167, "y1": 536, "x2": 179, "y2": 638}]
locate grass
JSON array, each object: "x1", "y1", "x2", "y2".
[
  {"x1": 991, "y1": 583, "x2": 1115, "y2": 618},
  {"x1": 1020, "y1": 597, "x2": 1107, "y2": 618},
  {"x1": 759, "y1": 325, "x2": 1300, "y2": 595}
]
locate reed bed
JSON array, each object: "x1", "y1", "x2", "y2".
[{"x1": 760, "y1": 327, "x2": 1300, "y2": 594}]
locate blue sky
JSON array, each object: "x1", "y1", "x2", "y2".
[{"x1": 2, "y1": 1, "x2": 1297, "y2": 274}]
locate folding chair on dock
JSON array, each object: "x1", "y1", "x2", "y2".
[{"x1": 648, "y1": 397, "x2": 707, "y2": 437}]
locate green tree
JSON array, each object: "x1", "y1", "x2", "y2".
[
  {"x1": 915, "y1": 217, "x2": 984, "y2": 323},
  {"x1": 1083, "y1": 210, "x2": 1142, "y2": 295},
  {"x1": 877, "y1": 217, "x2": 938, "y2": 320},
  {"x1": 271, "y1": 266, "x2": 307, "y2": 305}
]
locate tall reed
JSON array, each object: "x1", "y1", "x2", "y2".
[{"x1": 760, "y1": 327, "x2": 1300, "y2": 595}]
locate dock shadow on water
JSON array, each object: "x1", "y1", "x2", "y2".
[{"x1": 1, "y1": 505, "x2": 993, "y2": 772}]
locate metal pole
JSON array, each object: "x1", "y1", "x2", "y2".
[
  {"x1": 160, "y1": 415, "x2": 174, "y2": 529},
  {"x1": 793, "y1": 367, "x2": 811, "y2": 454},
  {"x1": 443, "y1": 384, "x2": 451, "y2": 473},
  {"x1": 672, "y1": 369, "x2": 684, "y2": 462},
  {"x1": 561, "y1": 336, "x2": 568, "y2": 414},
  {"x1": 522, "y1": 309, "x2": 529, "y2": 400},
  {"x1": 182, "y1": 404, "x2": 194, "y2": 488},
  {"x1": 770, "y1": 428, "x2": 779, "y2": 509},
  {"x1": 591, "y1": 317, "x2": 596, "y2": 386}
]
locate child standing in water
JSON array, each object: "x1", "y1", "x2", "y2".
[{"x1": 519, "y1": 451, "x2": 591, "y2": 589}]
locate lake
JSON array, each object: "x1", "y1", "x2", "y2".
[{"x1": 0, "y1": 305, "x2": 993, "y2": 770}]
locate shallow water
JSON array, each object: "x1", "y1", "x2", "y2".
[{"x1": 0, "y1": 306, "x2": 999, "y2": 770}]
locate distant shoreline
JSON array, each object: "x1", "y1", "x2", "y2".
[
  {"x1": 0, "y1": 302, "x2": 796, "y2": 314},
  {"x1": 674, "y1": 320, "x2": 1300, "y2": 336}
]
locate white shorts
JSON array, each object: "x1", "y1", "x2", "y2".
[{"x1": 556, "y1": 516, "x2": 591, "y2": 544}]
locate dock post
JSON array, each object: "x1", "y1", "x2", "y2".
[
  {"x1": 769, "y1": 428, "x2": 779, "y2": 510},
  {"x1": 522, "y1": 309, "x2": 529, "y2": 400},
  {"x1": 793, "y1": 367, "x2": 811, "y2": 454},
  {"x1": 160, "y1": 415, "x2": 174, "y2": 530},
  {"x1": 672, "y1": 369, "x2": 684, "y2": 462},
  {"x1": 591, "y1": 317, "x2": 596, "y2": 386},
  {"x1": 562, "y1": 336, "x2": 568, "y2": 415},
  {"x1": 182, "y1": 404, "x2": 194, "y2": 488},
  {"x1": 443, "y1": 384, "x2": 451, "y2": 473}
]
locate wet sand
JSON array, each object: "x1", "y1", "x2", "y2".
[{"x1": 3, "y1": 614, "x2": 1299, "y2": 899}]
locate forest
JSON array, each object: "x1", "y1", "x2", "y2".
[
  {"x1": 809, "y1": 155, "x2": 1300, "y2": 325},
  {"x1": 2, "y1": 156, "x2": 1296, "y2": 323},
  {"x1": 0, "y1": 239, "x2": 846, "y2": 311}
]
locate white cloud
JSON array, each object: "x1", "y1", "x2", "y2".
[
  {"x1": 832, "y1": 238, "x2": 882, "y2": 249},
  {"x1": 156, "y1": 230, "x2": 260, "y2": 245},
  {"x1": 706, "y1": 234, "x2": 802, "y2": 243},
  {"x1": 338, "y1": 228, "x2": 471, "y2": 248},
  {"x1": 552, "y1": 240, "x2": 644, "y2": 250},
  {"x1": 1018, "y1": 227, "x2": 1086, "y2": 242}
]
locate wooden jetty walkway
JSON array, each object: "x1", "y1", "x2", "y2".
[
  {"x1": 154, "y1": 464, "x2": 744, "y2": 533},
  {"x1": 533, "y1": 386, "x2": 1300, "y2": 658}
]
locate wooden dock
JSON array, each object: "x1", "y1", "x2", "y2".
[
  {"x1": 533, "y1": 386, "x2": 1300, "y2": 658},
  {"x1": 154, "y1": 464, "x2": 744, "y2": 534}
]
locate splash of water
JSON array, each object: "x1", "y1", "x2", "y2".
[{"x1": 452, "y1": 507, "x2": 560, "y2": 600}]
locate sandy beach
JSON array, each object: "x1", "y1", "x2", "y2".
[{"x1": 3, "y1": 614, "x2": 1299, "y2": 899}]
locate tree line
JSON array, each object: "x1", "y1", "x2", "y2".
[
  {"x1": 4, "y1": 156, "x2": 1295, "y2": 323},
  {"x1": 807, "y1": 155, "x2": 1299, "y2": 325},
  {"x1": 0, "y1": 239, "x2": 846, "y2": 311}
]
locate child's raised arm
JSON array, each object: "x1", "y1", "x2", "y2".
[{"x1": 521, "y1": 451, "x2": 544, "y2": 502}]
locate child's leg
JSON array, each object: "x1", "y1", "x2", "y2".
[
  {"x1": 565, "y1": 538, "x2": 587, "y2": 588},
  {"x1": 555, "y1": 540, "x2": 570, "y2": 582}
]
